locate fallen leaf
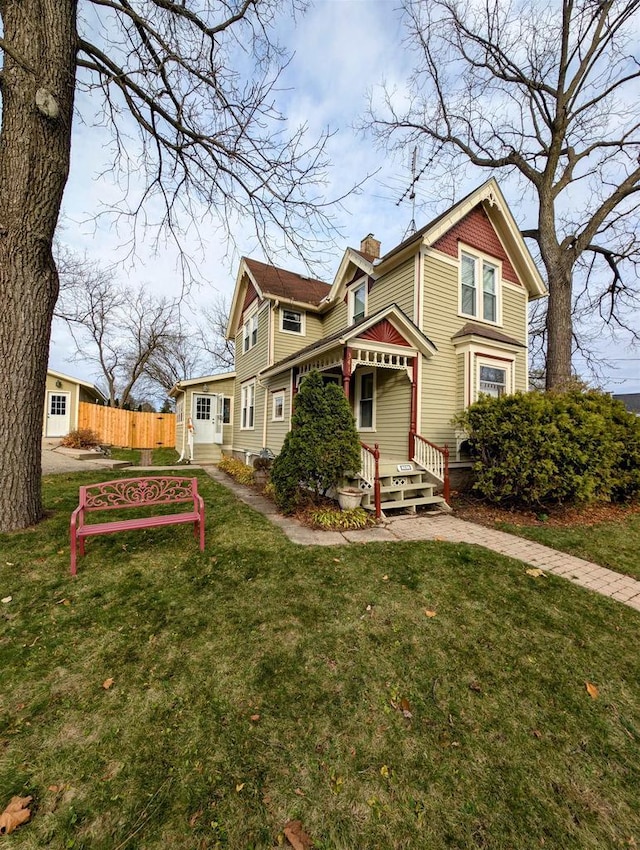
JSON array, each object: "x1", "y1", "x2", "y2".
[
  {"x1": 1, "y1": 597, "x2": 11, "y2": 604},
  {"x1": 381, "y1": 575, "x2": 389, "y2": 581},
  {"x1": 0, "y1": 795, "x2": 32, "y2": 835},
  {"x1": 526, "y1": 568, "x2": 546, "y2": 578},
  {"x1": 5, "y1": 563, "x2": 14, "y2": 566},
  {"x1": 424, "y1": 609, "x2": 437, "y2": 618},
  {"x1": 469, "y1": 681, "x2": 482, "y2": 693},
  {"x1": 188, "y1": 809, "x2": 202, "y2": 827},
  {"x1": 48, "y1": 785, "x2": 62, "y2": 793},
  {"x1": 102, "y1": 678, "x2": 114, "y2": 690},
  {"x1": 400, "y1": 697, "x2": 413, "y2": 719},
  {"x1": 283, "y1": 819, "x2": 314, "y2": 850},
  {"x1": 380, "y1": 764, "x2": 389, "y2": 778},
  {"x1": 235, "y1": 783, "x2": 245, "y2": 792},
  {"x1": 586, "y1": 681, "x2": 599, "y2": 700},
  {"x1": 294, "y1": 788, "x2": 305, "y2": 797},
  {"x1": 332, "y1": 558, "x2": 340, "y2": 563},
  {"x1": 250, "y1": 713, "x2": 260, "y2": 722},
  {"x1": 532, "y1": 729, "x2": 542, "y2": 739}
]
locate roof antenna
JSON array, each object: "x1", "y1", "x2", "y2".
[{"x1": 396, "y1": 147, "x2": 435, "y2": 240}]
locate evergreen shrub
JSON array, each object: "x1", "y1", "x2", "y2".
[
  {"x1": 455, "y1": 388, "x2": 640, "y2": 507},
  {"x1": 271, "y1": 371, "x2": 361, "y2": 514}
]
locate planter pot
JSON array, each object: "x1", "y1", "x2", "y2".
[{"x1": 337, "y1": 487, "x2": 363, "y2": 510}]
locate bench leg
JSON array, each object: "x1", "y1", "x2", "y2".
[{"x1": 70, "y1": 533, "x2": 77, "y2": 576}]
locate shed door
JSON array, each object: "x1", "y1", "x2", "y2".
[
  {"x1": 46, "y1": 392, "x2": 71, "y2": 437},
  {"x1": 192, "y1": 394, "x2": 215, "y2": 444}
]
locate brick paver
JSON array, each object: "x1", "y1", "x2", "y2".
[{"x1": 204, "y1": 468, "x2": 640, "y2": 612}]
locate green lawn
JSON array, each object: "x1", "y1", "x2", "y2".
[
  {"x1": 108, "y1": 447, "x2": 180, "y2": 466},
  {"x1": 1, "y1": 472, "x2": 639, "y2": 849},
  {"x1": 494, "y1": 512, "x2": 640, "y2": 582}
]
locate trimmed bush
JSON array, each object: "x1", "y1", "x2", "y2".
[
  {"x1": 455, "y1": 388, "x2": 640, "y2": 507},
  {"x1": 271, "y1": 371, "x2": 361, "y2": 514}
]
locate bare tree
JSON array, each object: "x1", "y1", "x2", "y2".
[
  {"x1": 56, "y1": 263, "x2": 181, "y2": 407},
  {"x1": 365, "y1": 0, "x2": 640, "y2": 389},
  {"x1": 143, "y1": 295, "x2": 235, "y2": 399},
  {"x1": 0, "y1": 1, "x2": 341, "y2": 531}
]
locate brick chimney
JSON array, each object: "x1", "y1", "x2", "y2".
[{"x1": 360, "y1": 233, "x2": 381, "y2": 260}]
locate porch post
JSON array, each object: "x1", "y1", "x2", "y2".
[
  {"x1": 409, "y1": 356, "x2": 418, "y2": 459},
  {"x1": 342, "y1": 347, "x2": 352, "y2": 399}
]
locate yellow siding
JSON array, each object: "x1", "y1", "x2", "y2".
[
  {"x1": 360, "y1": 367, "x2": 412, "y2": 460},
  {"x1": 264, "y1": 377, "x2": 292, "y2": 454},
  {"x1": 369, "y1": 257, "x2": 416, "y2": 319},
  {"x1": 456, "y1": 353, "x2": 465, "y2": 410},
  {"x1": 235, "y1": 304, "x2": 269, "y2": 382},
  {"x1": 273, "y1": 310, "x2": 324, "y2": 364},
  {"x1": 322, "y1": 298, "x2": 348, "y2": 336},
  {"x1": 43, "y1": 372, "x2": 79, "y2": 435},
  {"x1": 421, "y1": 256, "x2": 468, "y2": 445},
  {"x1": 503, "y1": 287, "x2": 528, "y2": 390}
]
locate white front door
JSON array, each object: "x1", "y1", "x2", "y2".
[
  {"x1": 192, "y1": 394, "x2": 215, "y2": 444},
  {"x1": 46, "y1": 392, "x2": 71, "y2": 437}
]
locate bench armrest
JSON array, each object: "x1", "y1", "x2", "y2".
[{"x1": 70, "y1": 503, "x2": 84, "y2": 533}]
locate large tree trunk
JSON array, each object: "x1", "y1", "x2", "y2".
[
  {"x1": 0, "y1": 1, "x2": 77, "y2": 531},
  {"x1": 544, "y1": 266, "x2": 574, "y2": 390}
]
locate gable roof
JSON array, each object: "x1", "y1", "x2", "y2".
[
  {"x1": 168, "y1": 371, "x2": 236, "y2": 398},
  {"x1": 376, "y1": 178, "x2": 547, "y2": 299},
  {"x1": 227, "y1": 257, "x2": 330, "y2": 338},
  {"x1": 613, "y1": 393, "x2": 640, "y2": 414},
  {"x1": 261, "y1": 304, "x2": 437, "y2": 379},
  {"x1": 47, "y1": 369, "x2": 107, "y2": 402}
]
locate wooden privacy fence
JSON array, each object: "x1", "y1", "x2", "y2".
[{"x1": 78, "y1": 402, "x2": 176, "y2": 449}]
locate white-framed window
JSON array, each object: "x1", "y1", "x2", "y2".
[
  {"x1": 241, "y1": 381, "x2": 255, "y2": 429},
  {"x1": 272, "y1": 390, "x2": 285, "y2": 421},
  {"x1": 176, "y1": 398, "x2": 184, "y2": 425},
  {"x1": 356, "y1": 370, "x2": 375, "y2": 430},
  {"x1": 222, "y1": 397, "x2": 231, "y2": 424},
  {"x1": 348, "y1": 280, "x2": 367, "y2": 325},
  {"x1": 460, "y1": 250, "x2": 500, "y2": 324},
  {"x1": 475, "y1": 357, "x2": 513, "y2": 400},
  {"x1": 243, "y1": 312, "x2": 258, "y2": 352},
  {"x1": 280, "y1": 308, "x2": 305, "y2": 335}
]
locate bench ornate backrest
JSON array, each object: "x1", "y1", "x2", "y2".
[{"x1": 80, "y1": 477, "x2": 198, "y2": 512}]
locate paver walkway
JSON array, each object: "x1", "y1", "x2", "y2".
[{"x1": 205, "y1": 466, "x2": 640, "y2": 613}]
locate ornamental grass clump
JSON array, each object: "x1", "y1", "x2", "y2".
[
  {"x1": 271, "y1": 371, "x2": 361, "y2": 514},
  {"x1": 456, "y1": 388, "x2": 640, "y2": 507},
  {"x1": 59, "y1": 428, "x2": 101, "y2": 449},
  {"x1": 218, "y1": 454, "x2": 255, "y2": 486}
]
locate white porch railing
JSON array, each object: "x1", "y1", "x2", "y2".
[
  {"x1": 360, "y1": 444, "x2": 376, "y2": 486},
  {"x1": 412, "y1": 432, "x2": 450, "y2": 502}
]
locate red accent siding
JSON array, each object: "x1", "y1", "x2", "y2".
[
  {"x1": 433, "y1": 206, "x2": 521, "y2": 285},
  {"x1": 243, "y1": 279, "x2": 258, "y2": 312},
  {"x1": 360, "y1": 319, "x2": 411, "y2": 347}
]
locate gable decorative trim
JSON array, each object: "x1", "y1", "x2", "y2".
[{"x1": 360, "y1": 319, "x2": 411, "y2": 347}]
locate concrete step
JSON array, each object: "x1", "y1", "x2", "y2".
[{"x1": 362, "y1": 494, "x2": 447, "y2": 513}]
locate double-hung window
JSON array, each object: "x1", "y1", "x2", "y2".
[
  {"x1": 460, "y1": 251, "x2": 499, "y2": 324},
  {"x1": 241, "y1": 382, "x2": 255, "y2": 429},
  {"x1": 272, "y1": 391, "x2": 285, "y2": 421},
  {"x1": 349, "y1": 280, "x2": 367, "y2": 325},
  {"x1": 357, "y1": 371, "x2": 375, "y2": 430},
  {"x1": 243, "y1": 313, "x2": 258, "y2": 352},
  {"x1": 281, "y1": 308, "x2": 304, "y2": 334}
]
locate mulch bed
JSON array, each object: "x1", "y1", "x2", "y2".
[{"x1": 451, "y1": 493, "x2": 640, "y2": 529}]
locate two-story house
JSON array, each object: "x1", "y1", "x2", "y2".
[{"x1": 174, "y1": 179, "x2": 546, "y2": 513}]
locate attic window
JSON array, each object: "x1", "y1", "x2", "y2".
[{"x1": 349, "y1": 281, "x2": 367, "y2": 324}]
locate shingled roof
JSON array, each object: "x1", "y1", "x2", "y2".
[
  {"x1": 244, "y1": 258, "x2": 330, "y2": 307},
  {"x1": 451, "y1": 322, "x2": 526, "y2": 348}
]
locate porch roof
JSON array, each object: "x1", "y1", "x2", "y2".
[{"x1": 260, "y1": 304, "x2": 437, "y2": 379}]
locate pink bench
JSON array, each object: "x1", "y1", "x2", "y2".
[{"x1": 70, "y1": 476, "x2": 205, "y2": 575}]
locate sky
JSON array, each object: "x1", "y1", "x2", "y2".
[{"x1": 50, "y1": 0, "x2": 640, "y2": 395}]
